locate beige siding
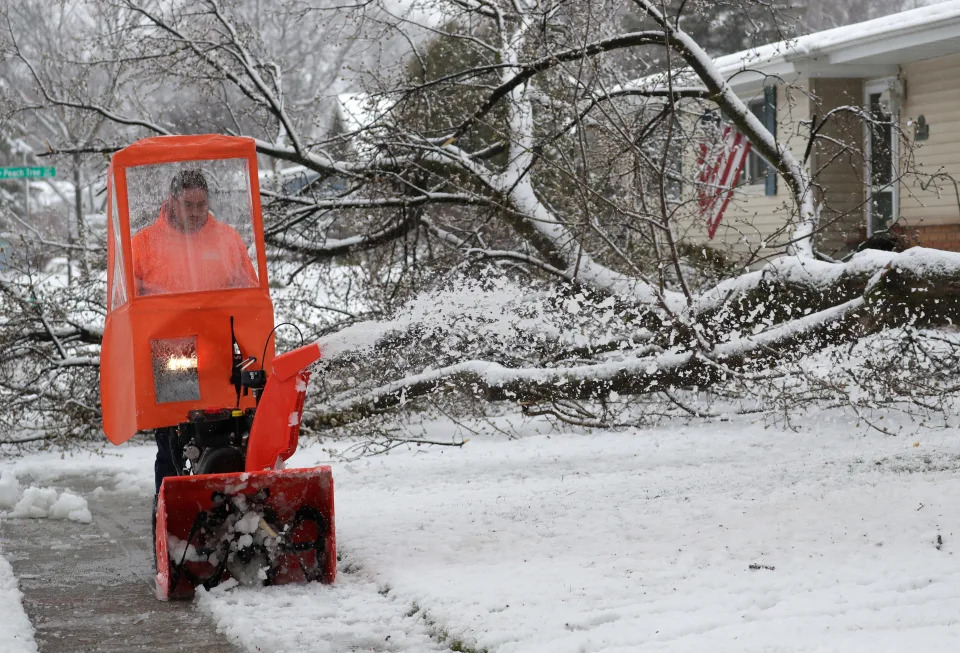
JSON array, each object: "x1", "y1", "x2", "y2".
[
  {"x1": 901, "y1": 53, "x2": 960, "y2": 227},
  {"x1": 674, "y1": 53, "x2": 960, "y2": 258},
  {"x1": 643, "y1": 54, "x2": 960, "y2": 263}
]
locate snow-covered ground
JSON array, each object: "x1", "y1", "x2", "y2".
[
  {"x1": 4, "y1": 414, "x2": 960, "y2": 652},
  {"x1": 0, "y1": 553, "x2": 36, "y2": 653}
]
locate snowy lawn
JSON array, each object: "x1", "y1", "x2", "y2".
[{"x1": 4, "y1": 415, "x2": 960, "y2": 652}]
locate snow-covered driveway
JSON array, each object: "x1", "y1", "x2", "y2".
[
  {"x1": 313, "y1": 419, "x2": 960, "y2": 652},
  {"x1": 3, "y1": 416, "x2": 960, "y2": 652}
]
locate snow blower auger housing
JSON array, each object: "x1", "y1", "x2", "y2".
[{"x1": 99, "y1": 135, "x2": 335, "y2": 599}]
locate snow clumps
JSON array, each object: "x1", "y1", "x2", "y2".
[
  {"x1": 0, "y1": 472, "x2": 92, "y2": 524},
  {"x1": 0, "y1": 471, "x2": 19, "y2": 510}
]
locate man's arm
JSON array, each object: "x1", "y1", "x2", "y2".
[
  {"x1": 130, "y1": 230, "x2": 147, "y2": 295},
  {"x1": 227, "y1": 228, "x2": 260, "y2": 288}
]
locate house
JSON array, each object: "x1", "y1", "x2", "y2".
[{"x1": 690, "y1": 1, "x2": 960, "y2": 260}]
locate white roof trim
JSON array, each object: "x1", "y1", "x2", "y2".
[{"x1": 716, "y1": 1, "x2": 960, "y2": 90}]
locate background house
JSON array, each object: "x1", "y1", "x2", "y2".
[{"x1": 698, "y1": 1, "x2": 960, "y2": 259}]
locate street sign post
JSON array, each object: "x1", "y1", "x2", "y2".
[
  {"x1": 3, "y1": 165, "x2": 56, "y2": 223},
  {"x1": 0, "y1": 166, "x2": 56, "y2": 179}
]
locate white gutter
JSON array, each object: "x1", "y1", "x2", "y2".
[{"x1": 713, "y1": 1, "x2": 960, "y2": 87}]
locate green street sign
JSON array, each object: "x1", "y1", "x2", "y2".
[{"x1": 0, "y1": 166, "x2": 56, "y2": 179}]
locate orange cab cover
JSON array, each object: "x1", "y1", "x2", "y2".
[{"x1": 100, "y1": 135, "x2": 275, "y2": 444}]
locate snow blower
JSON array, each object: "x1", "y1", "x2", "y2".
[{"x1": 99, "y1": 135, "x2": 335, "y2": 599}]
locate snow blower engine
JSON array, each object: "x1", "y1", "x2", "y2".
[{"x1": 99, "y1": 135, "x2": 335, "y2": 599}]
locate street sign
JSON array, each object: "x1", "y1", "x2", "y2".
[{"x1": 0, "y1": 166, "x2": 56, "y2": 179}]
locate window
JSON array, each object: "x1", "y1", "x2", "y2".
[
  {"x1": 866, "y1": 83, "x2": 897, "y2": 235},
  {"x1": 151, "y1": 336, "x2": 200, "y2": 403},
  {"x1": 665, "y1": 118, "x2": 684, "y2": 200},
  {"x1": 108, "y1": 174, "x2": 128, "y2": 310},
  {"x1": 743, "y1": 100, "x2": 769, "y2": 184},
  {"x1": 740, "y1": 87, "x2": 777, "y2": 196},
  {"x1": 125, "y1": 158, "x2": 260, "y2": 297}
]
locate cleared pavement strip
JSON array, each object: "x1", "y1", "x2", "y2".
[{"x1": 0, "y1": 474, "x2": 239, "y2": 653}]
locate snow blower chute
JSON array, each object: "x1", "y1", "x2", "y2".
[{"x1": 99, "y1": 135, "x2": 335, "y2": 599}]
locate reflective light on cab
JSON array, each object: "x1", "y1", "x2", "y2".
[
  {"x1": 165, "y1": 355, "x2": 198, "y2": 371},
  {"x1": 151, "y1": 336, "x2": 201, "y2": 403}
]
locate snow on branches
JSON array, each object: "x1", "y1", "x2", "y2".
[{"x1": 5, "y1": 0, "x2": 960, "y2": 443}]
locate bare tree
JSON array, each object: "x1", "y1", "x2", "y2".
[{"x1": 2, "y1": 0, "x2": 958, "y2": 446}]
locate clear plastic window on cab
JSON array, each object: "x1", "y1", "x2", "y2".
[
  {"x1": 126, "y1": 158, "x2": 259, "y2": 297},
  {"x1": 109, "y1": 175, "x2": 128, "y2": 310}
]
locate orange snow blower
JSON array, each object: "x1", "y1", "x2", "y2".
[{"x1": 99, "y1": 135, "x2": 334, "y2": 599}]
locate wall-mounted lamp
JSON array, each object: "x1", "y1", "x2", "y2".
[{"x1": 914, "y1": 114, "x2": 930, "y2": 141}]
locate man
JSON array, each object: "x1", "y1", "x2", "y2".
[
  {"x1": 132, "y1": 168, "x2": 258, "y2": 297},
  {"x1": 132, "y1": 169, "x2": 259, "y2": 494}
]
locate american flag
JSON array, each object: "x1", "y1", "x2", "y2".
[{"x1": 697, "y1": 126, "x2": 751, "y2": 239}]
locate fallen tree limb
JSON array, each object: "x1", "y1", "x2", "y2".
[{"x1": 307, "y1": 256, "x2": 960, "y2": 430}]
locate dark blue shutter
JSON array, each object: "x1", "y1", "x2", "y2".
[{"x1": 763, "y1": 85, "x2": 777, "y2": 196}]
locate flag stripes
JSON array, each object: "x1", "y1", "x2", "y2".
[{"x1": 697, "y1": 127, "x2": 751, "y2": 239}]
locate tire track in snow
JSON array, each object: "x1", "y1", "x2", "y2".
[{"x1": 196, "y1": 552, "x2": 463, "y2": 653}]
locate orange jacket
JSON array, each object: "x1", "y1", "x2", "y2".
[{"x1": 132, "y1": 212, "x2": 259, "y2": 296}]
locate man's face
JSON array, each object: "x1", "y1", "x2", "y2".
[{"x1": 169, "y1": 187, "x2": 209, "y2": 233}]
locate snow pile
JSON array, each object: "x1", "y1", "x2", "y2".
[
  {"x1": 111, "y1": 471, "x2": 154, "y2": 496},
  {"x1": 0, "y1": 471, "x2": 20, "y2": 510},
  {"x1": 47, "y1": 492, "x2": 92, "y2": 522},
  {"x1": 0, "y1": 555, "x2": 37, "y2": 653},
  {"x1": 3, "y1": 484, "x2": 92, "y2": 524}
]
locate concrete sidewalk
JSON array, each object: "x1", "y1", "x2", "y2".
[{"x1": 0, "y1": 474, "x2": 238, "y2": 653}]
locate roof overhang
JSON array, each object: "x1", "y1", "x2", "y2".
[
  {"x1": 829, "y1": 16, "x2": 960, "y2": 65},
  {"x1": 717, "y1": 2, "x2": 960, "y2": 93}
]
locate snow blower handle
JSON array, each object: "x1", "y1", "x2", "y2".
[{"x1": 244, "y1": 342, "x2": 322, "y2": 472}]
